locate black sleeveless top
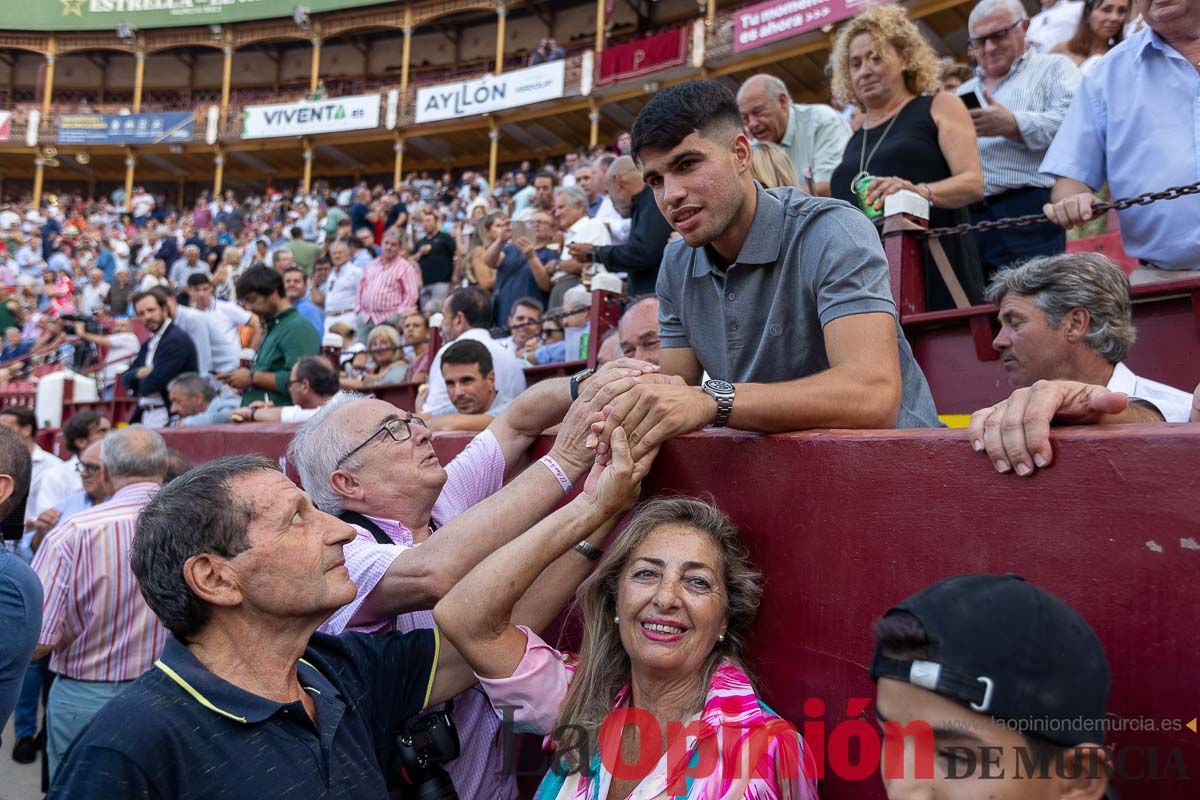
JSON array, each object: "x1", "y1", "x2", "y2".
[{"x1": 831, "y1": 95, "x2": 984, "y2": 310}]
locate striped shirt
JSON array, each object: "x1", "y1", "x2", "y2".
[
  {"x1": 32, "y1": 482, "x2": 167, "y2": 682},
  {"x1": 355, "y1": 254, "x2": 420, "y2": 324},
  {"x1": 960, "y1": 52, "x2": 1081, "y2": 195},
  {"x1": 318, "y1": 429, "x2": 514, "y2": 799}
]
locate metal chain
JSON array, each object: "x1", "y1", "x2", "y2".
[{"x1": 915, "y1": 181, "x2": 1200, "y2": 239}]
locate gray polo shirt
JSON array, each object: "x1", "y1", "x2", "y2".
[{"x1": 656, "y1": 185, "x2": 940, "y2": 429}]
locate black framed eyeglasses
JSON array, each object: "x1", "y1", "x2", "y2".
[
  {"x1": 335, "y1": 415, "x2": 426, "y2": 469},
  {"x1": 77, "y1": 461, "x2": 101, "y2": 476},
  {"x1": 967, "y1": 19, "x2": 1022, "y2": 50}
]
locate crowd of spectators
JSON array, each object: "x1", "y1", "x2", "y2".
[
  {"x1": 0, "y1": 128, "x2": 676, "y2": 431},
  {"x1": 0, "y1": 0, "x2": 1198, "y2": 797}
]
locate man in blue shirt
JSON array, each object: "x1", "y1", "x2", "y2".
[
  {"x1": 283, "y1": 266, "x2": 324, "y2": 335},
  {"x1": 1041, "y1": 0, "x2": 1200, "y2": 278},
  {"x1": 0, "y1": 426, "x2": 38, "y2": 747},
  {"x1": 48, "y1": 455, "x2": 480, "y2": 799},
  {"x1": 50, "y1": 440, "x2": 109, "y2": 521}
]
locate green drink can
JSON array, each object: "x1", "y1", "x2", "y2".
[{"x1": 854, "y1": 174, "x2": 883, "y2": 220}]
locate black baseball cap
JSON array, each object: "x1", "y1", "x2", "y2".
[{"x1": 871, "y1": 574, "x2": 1110, "y2": 746}]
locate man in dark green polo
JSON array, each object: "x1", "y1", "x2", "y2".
[{"x1": 216, "y1": 266, "x2": 319, "y2": 406}]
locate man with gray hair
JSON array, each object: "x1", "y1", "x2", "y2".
[
  {"x1": 286, "y1": 356, "x2": 657, "y2": 799},
  {"x1": 589, "y1": 152, "x2": 630, "y2": 242},
  {"x1": 355, "y1": 228, "x2": 420, "y2": 343},
  {"x1": 968, "y1": 253, "x2": 1192, "y2": 476},
  {"x1": 550, "y1": 184, "x2": 611, "y2": 309},
  {"x1": 957, "y1": 0, "x2": 1079, "y2": 274},
  {"x1": 569, "y1": 156, "x2": 674, "y2": 297},
  {"x1": 168, "y1": 244, "x2": 210, "y2": 289},
  {"x1": 168, "y1": 372, "x2": 239, "y2": 426},
  {"x1": 313, "y1": 239, "x2": 363, "y2": 334},
  {"x1": 30, "y1": 427, "x2": 168, "y2": 777},
  {"x1": 736, "y1": 73, "x2": 850, "y2": 195}
]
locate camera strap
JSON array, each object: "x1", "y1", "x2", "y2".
[
  {"x1": 338, "y1": 510, "x2": 392, "y2": 546},
  {"x1": 338, "y1": 510, "x2": 439, "y2": 546}
]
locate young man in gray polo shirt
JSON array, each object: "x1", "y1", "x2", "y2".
[{"x1": 589, "y1": 80, "x2": 939, "y2": 457}]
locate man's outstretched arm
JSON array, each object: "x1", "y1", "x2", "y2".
[
  {"x1": 598, "y1": 312, "x2": 904, "y2": 460},
  {"x1": 350, "y1": 362, "x2": 654, "y2": 622}
]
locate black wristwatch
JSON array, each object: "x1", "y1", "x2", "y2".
[
  {"x1": 702, "y1": 379, "x2": 736, "y2": 427},
  {"x1": 570, "y1": 367, "x2": 595, "y2": 401}
]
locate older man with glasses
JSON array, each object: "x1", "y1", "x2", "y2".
[
  {"x1": 956, "y1": 0, "x2": 1080, "y2": 275},
  {"x1": 286, "y1": 356, "x2": 659, "y2": 800}
]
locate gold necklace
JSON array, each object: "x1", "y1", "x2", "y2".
[{"x1": 851, "y1": 97, "x2": 912, "y2": 195}]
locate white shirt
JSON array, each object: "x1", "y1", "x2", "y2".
[
  {"x1": 33, "y1": 453, "x2": 82, "y2": 522},
  {"x1": 80, "y1": 281, "x2": 110, "y2": 316},
  {"x1": 15, "y1": 445, "x2": 68, "y2": 560},
  {"x1": 102, "y1": 331, "x2": 141, "y2": 387},
  {"x1": 322, "y1": 262, "x2": 365, "y2": 315},
  {"x1": 203, "y1": 298, "x2": 252, "y2": 340},
  {"x1": 564, "y1": 215, "x2": 611, "y2": 248},
  {"x1": 1027, "y1": 1, "x2": 1084, "y2": 52},
  {"x1": 422, "y1": 328, "x2": 528, "y2": 416},
  {"x1": 593, "y1": 195, "x2": 631, "y2": 245},
  {"x1": 131, "y1": 193, "x2": 155, "y2": 217},
  {"x1": 280, "y1": 405, "x2": 321, "y2": 423},
  {"x1": 175, "y1": 304, "x2": 241, "y2": 374},
  {"x1": 297, "y1": 209, "x2": 320, "y2": 242},
  {"x1": 1106, "y1": 362, "x2": 1193, "y2": 423}
]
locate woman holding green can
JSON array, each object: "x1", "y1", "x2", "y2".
[{"x1": 829, "y1": 5, "x2": 987, "y2": 311}]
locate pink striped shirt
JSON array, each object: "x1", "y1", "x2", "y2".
[
  {"x1": 355, "y1": 254, "x2": 421, "y2": 324},
  {"x1": 319, "y1": 429, "x2": 512, "y2": 799},
  {"x1": 32, "y1": 482, "x2": 168, "y2": 682}
]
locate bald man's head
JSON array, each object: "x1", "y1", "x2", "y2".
[
  {"x1": 618, "y1": 297, "x2": 660, "y2": 366},
  {"x1": 606, "y1": 156, "x2": 645, "y2": 217},
  {"x1": 736, "y1": 74, "x2": 792, "y2": 145}
]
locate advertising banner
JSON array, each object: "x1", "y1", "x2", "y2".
[
  {"x1": 415, "y1": 61, "x2": 566, "y2": 125},
  {"x1": 733, "y1": 0, "x2": 873, "y2": 53},
  {"x1": 241, "y1": 94, "x2": 380, "y2": 140},
  {"x1": 56, "y1": 112, "x2": 194, "y2": 145},
  {"x1": 8, "y1": 0, "x2": 393, "y2": 32},
  {"x1": 0, "y1": 112, "x2": 10, "y2": 143},
  {"x1": 597, "y1": 28, "x2": 687, "y2": 86}
]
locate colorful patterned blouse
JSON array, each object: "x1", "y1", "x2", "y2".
[{"x1": 477, "y1": 626, "x2": 820, "y2": 800}]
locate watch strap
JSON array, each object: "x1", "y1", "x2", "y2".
[
  {"x1": 570, "y1": 368, "x2": 595, "y2": 401},
  {"x1": 712, "y1": 395, "x2": 734, "y2": 427}
]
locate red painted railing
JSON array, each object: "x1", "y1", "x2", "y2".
[
  {"x1": 157, "y1": 422, "x2": 1200, "y2": 800},
  {"x1": 882, "y1": 209, "x2": 1200, "y2": 413}
]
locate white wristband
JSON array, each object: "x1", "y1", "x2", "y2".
[{"x1": 538, "y1": 455, "x2": 573, "y2": 494}]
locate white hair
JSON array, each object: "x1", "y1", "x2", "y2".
[
  {"x1": 969, "y1": 0, "x2": 1027, "y2": 33},
  {"x1": 286, "y1": 390, "x2": 371, "y2": 514},
  {"x1": 555, "y1": 185, "x2": 589, "y2": 210}
]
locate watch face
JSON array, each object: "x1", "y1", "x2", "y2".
[{"x1": 706, "y1": 380, "x2": 734, "y2": 394}]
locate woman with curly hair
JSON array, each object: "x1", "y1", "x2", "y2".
[
  {"x1": 435, "y1": 486, "x2": 819, "y2": 799},
  {"x1": 829, "y1": 4, "x2": 986, "y2": 310}
]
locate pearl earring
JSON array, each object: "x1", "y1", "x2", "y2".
[
  {"x1": 613, "y1": 615, "x2": 620, "y2": 624},
  {"x1": 718, "y1": 633, "x2": 725, "y2": 642}
]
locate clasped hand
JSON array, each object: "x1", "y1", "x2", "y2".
[{"x1": 586, "y1": 374, "x2": 717, "y2": 462}]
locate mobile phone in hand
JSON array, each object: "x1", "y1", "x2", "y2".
[{"x1": 958, "y1": 88, "x2": 987, "y2": 110}]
